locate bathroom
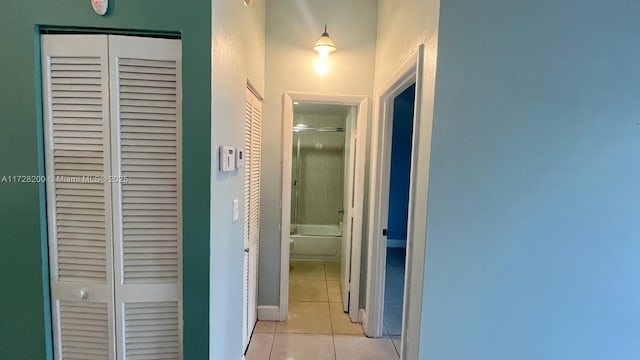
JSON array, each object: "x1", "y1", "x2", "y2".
[
  {"x1": 290, "y1": 103, "x2": 348, "y2": 262},
  {"x1": 287, "y1": 102, "x2": 359, "y2": 328}
]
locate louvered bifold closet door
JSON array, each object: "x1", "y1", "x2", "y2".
[
  {"x1": 42, "y1": 35, "x2": 116, "y2": 360},
  {"x1": 108, "y1": 35, "x2": 183, "y2": 360},
  {"x1": 248, "y1": 92, "x2": 262, "y2": 332},
  {"x1": 242, "y1": 88, "x2": 253, "y2": 350}
]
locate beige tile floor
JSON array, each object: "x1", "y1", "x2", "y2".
[{"x1": 246, "y1": 261, "x2": 401, "y2": 360}]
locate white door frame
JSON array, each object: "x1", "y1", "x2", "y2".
[
  {"x1": 365, "y1": 44, "x2": 435, "y2": 360},
  {"x1": 280, "y1": 92, "x2": 368, "y2": 322}
]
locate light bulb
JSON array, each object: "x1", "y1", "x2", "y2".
[
  {"x1": 314, "y1": 57, "x2": 330, "y2": 75},
  {"x1": 315, "y1": 46, "x2": 332, "y2": 57}
]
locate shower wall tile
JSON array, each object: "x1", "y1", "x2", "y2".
[{"x1": 292, "y1": 112, "x2": 347, "y2": 226}]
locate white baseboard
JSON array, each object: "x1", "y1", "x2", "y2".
[
  {"x1": 257, "y1": 306, "x2": 280, "y2": 321},
  {"x1": 387, "y1": 239, "x2": 407, "y2": 248}
]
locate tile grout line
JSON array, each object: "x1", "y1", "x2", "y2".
[
  {"x1": 325, "y1": 262, "x2": 339, "y2": 359},
  {"x1": 322, "y1": 261, "x2": 328, "y2": 281},
  {"x1": 390, "y1": 263, "x2": 405, "y2": 282},
  {"x1": 329, "y1": 281, "x2": 339, "y2": 360},
  {"x1": 390, "y1": 333, "x2": 400, "y2": 358},
  {"x1": 267, "y1": 330, "x2": 276, "y2": 360}
]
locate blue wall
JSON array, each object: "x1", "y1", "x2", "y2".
[
  {"x1": 420, "y1": 0, "x2": 640, "y2": 359},
  {"x1": 387, "y1": 84, "x2": 415, "y2": 243}
]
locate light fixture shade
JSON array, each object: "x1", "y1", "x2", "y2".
[{"x1": 314, "y1": 25, "x2": 336, "y2": 56}]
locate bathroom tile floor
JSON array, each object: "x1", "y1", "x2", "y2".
[{"x1": 246, "y1": 261, "x2": 401, "y2": 360}]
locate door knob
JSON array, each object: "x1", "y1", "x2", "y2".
[{"x1": 79, "y1": 289, "x2": 89, "y2": 300}]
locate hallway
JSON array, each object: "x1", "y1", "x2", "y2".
[{"x1": 245, "y1": 261, "x2": 401, "y2": 360}]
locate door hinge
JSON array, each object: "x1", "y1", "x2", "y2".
[{"x1": 382, "y1": 228, "x2": 388, "y2": 236}]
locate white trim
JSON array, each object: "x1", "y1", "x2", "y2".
[
  {"x1": 387, "y1": 239, "x2": 407, "y2": 248},
  {"x1": 401, "y1": 42, "x2": 437, "y2": 360},
  {"x1": 365, "y1": 45, "x2": 435, "y2": 360},
  {"x1": 246, "y1": 79, "x2": 264, "y2": 101},
  {"x1": 280, "y1": 92, "x2": 368, "y2": 323},
  {"x1": 279, "y1": 94, "x2": 293, "y2": 321},
  {"x1": 358, "y1": 308, "x2": 366, "y2": 324},
  {"x1": 257, "y1": 306, "x2": 281, "y2": 321},
  {"x1": 365, "y1": 48, "x2": 419, "y2": 338}
]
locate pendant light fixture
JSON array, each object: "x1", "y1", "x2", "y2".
[{"x1": 314, "y1": 25, "x2": 336, "y2": 57}]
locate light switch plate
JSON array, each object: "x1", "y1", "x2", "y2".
[{"x1": 232, "y1": 199, "x2": 239, "y2": 222}]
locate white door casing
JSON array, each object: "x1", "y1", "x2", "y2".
[
  {"x1": 340, "y1": 106, "x2": 357, "y2": 312},
  {"x1": 280, "y1": 93, "x2": 368, "y2": 323}
]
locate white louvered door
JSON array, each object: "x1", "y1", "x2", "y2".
[
  {"x1": 43, "y1": 34, "x2": 182, "y2": 360},
  {"x1": 108, "y1": 35, "x2": 183, "y2": 360},
  {"x1": 248, "y1": 91, "x2": 262, "y2": 334},
  {"x1": 242, "y1": 89, "x2": 252, "y2": 350},
  {"x1": 242, "y1": 87, "x2": 262, "y2": 351},
  {"x1": 42, "y1": 35, "x2": 116, "y2": 360}
]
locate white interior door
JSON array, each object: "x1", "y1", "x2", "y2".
[
  {"x1": 242, "y1": 89, "x2": 252, "y2": 350},
  {"x1": 109, "y1": 35, "x2": 183, "y2": 360},
  {"x1": 341, "y1": 107, "x2": 358, "y2": 312},
  {"x1": 44, "y1": 33, "x2": 183, "y2": 360},
  {"x1": 243, "y1": 87, "x2": 262, "y2": 350},
  {"x1": 248, "y1": 92, "x2": 262, "y2": 338},
  {"x1": 42, "y1": 34, "x2": 117, "y2": 360}
]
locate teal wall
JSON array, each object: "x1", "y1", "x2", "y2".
[
  {"x1": 421, "y1": 0, "x2": 640, "y2": 358},
  {"x1": 0, "y1": 1, "x2": 211, "y2": 359}
]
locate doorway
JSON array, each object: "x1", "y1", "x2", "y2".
[
  {"x1": 365, "y1": 45, "x2": 434, "y2": 360},
  {"x1": 279, "y1": 93, "x2": 368, "y2": 323},
  {"x1": 383, "y1": 84, "x2": 416, "y2": 338}
]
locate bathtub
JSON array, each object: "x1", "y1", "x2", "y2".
[{"x1": 290, "y1": 224, "x2": 342, "y2": 261}]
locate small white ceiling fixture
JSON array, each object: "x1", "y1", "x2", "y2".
[
  {"x1": 244, "y1": 0, "x2": 254, "y2": 6},
  {"x1": 314, "y1": 25, "x2": 336, "y2": 57},
  {"x1": 91, "y1": 0, "x2": 108, "y2": 15}
]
